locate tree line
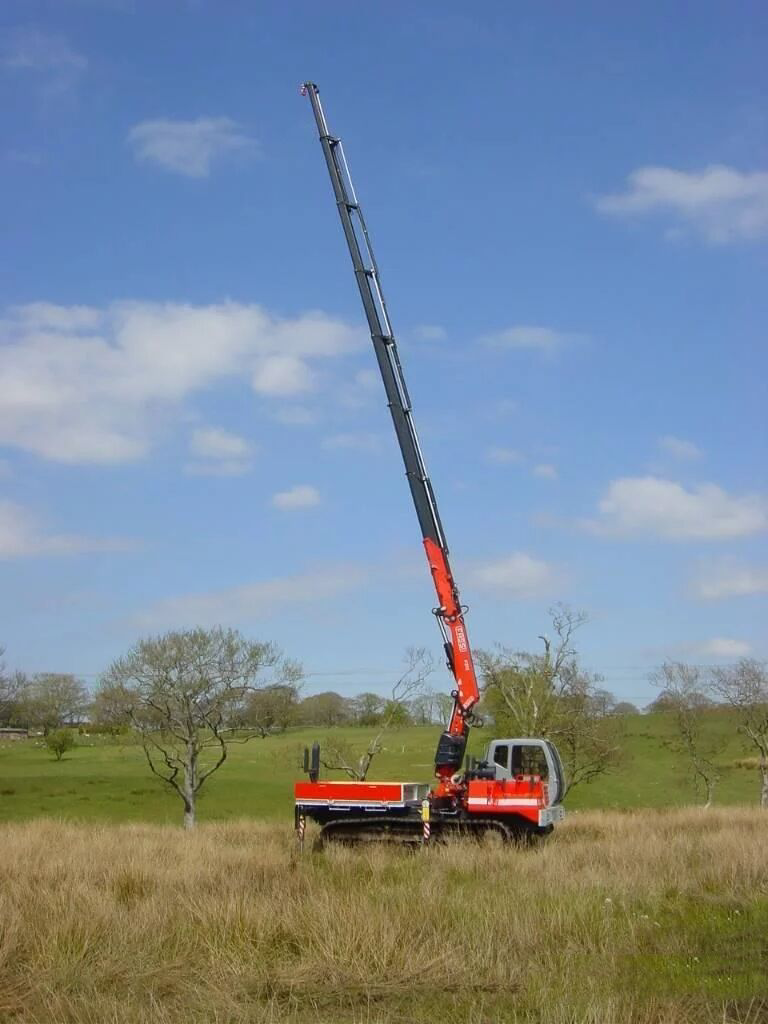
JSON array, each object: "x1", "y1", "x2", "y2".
[{"x1": 2, "y1": 605, "x2": 766, "y2": 827}]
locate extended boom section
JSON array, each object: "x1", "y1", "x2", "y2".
[{"x1": 301, "y1": 82, "x2": 478, "y2": 786}]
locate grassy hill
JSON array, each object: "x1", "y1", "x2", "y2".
[{"x1": 0, "y1": 710, "x2": 763, "y2": 825}]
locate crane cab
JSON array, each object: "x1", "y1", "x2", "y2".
[{"x1": 484, "y1": 738, "x2": 566, "y2": 807}]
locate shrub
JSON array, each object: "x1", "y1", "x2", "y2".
[{"x1": 45, "y1": 729, "x2": 76, "y2": 761}]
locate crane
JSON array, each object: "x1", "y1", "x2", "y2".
[{"x1": 294, "y1": 83, "x2": 565, "y2": 846}]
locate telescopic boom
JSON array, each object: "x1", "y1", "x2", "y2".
[{"x1": 301, "y1": 82, "x2": 479, "y2": 784}]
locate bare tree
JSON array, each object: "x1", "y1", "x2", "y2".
[
  {"x1": 711, "y1": 659, "x2": 768, "y2": 809},
  {"x1": 651, "y1": 661, "x2": 720, "y2": 808},
  {"x1": 98, "y1": 628, "x2": 300, "y2": 828},
  {"x1": 20, "y1": 673, "x2": 89, "y2": 734},
  {"x1": 320, "y1": 647, "x2": 433, "y2": 781},
  {"x1": 0, "y1": 649, "x2": 26, "y2": 727},
  {"x1": 478, "y1": 605, "x2": 588, "y2": 736},
  {"x1": 478, "y1": 604, "x2": 620, "y2": 795},
  {"x1": 242, "y1": 679, "x2": 302, "y2": 737}
]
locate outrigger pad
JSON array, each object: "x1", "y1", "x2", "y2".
[{"x1": 434, "y1": 730, "x2": 467, "y2": 773}]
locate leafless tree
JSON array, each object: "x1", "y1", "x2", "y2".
[
  {"x1": 478, "y1": 604, "x2": 620, "y2": 795},
  {"x1": 20, "y1": 673, "x2": 89, "y2": 734},
  {"x1": 241, "y1": 679, "x2": 302, "y2": 737},
  {"x1": 98, "y1": 627, "x2": 300, "y2": 828},
  {"x1": 478, "y1": 604, "x2": 588, "y2": 736},
  {"x1": 651, "y1": 661, "x2": 720, "y2": 808},
  {"x1": 710, "y1": 659, "x2": 768, "y2": 809},
  {"x1": 320, "y1": 647, "x2": 434, "y2": 781},
  {"x1": 0, "y1": 649, "x2": 25, "y2": 726}
]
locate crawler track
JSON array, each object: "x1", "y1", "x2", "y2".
[{"x1": 314, "y1": 816, "x2": 537, "y2": 850}]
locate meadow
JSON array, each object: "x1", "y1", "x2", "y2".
[
  {"x1": 1, "y1": 809, "x2": 766, "y2": 1023},
  {"x1": 1, "y1": 713, "x2": 767, "y2": 1022},
  {"x1": 0, "y1": 711, "x2": 763, "y2": 826}
]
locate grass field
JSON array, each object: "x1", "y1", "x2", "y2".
[
  {"x1": 0, "y1": 711, "x2": 764, "y2": 826},
  {"x1": 1, "y1": 809, "x2": 767, "y2": 1023}
]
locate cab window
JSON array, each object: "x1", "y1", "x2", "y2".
[
  {"x1": 492, "y1": 744, "x2": 509, "y2": 770},
  {"x1": 511, "y1": 744, "x2": 549, "y2": 778}
]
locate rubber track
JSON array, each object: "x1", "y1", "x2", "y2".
[{"x1": 315, "y1": 816, "x2": 528, "y2": 850}]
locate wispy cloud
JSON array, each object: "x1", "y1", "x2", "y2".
[
  {"x1": 700, "y1": 636, "x2": 752, "y2": 658},
  {"x1": 595, "y1": 165, "x2": 768, "y2": 243},
  {"x1": 583, "y1": 476, "x2": 768, "y2": 540},
  {"x1": 186, "y1": 427, "x2": 255, "y2": 476},
  {"x1": 252, "y1": 354, "x2": 314, "y2": 396},
  {"x1": 533, "y1": 463, "x2": 558, "y2": 480},
  {"x1": 127, "y1": 117, "x2": 257, "y2": 177},
  {"x1": 658, "y1": 435, "x2": 703, "y2": 461},
  {"x1": 466, "y1": 552, "x2": 560, "y2": 598},
  {"x1": 271, "y1": 485, "x2": 320, "y2": 510},
  {"x1": 1, "y1": 27, "x2": 87, "y2": 97},
  {"x1": 133, "y1": 562, "x2": 367, "y2": 629},
  {"x1": 691, "y1": 560, "x2": 768, "y2": 600},
  {"x1": 0, "y1": 301, "x2": 360, "y2": 464},
  {"x1": 0, "y1": 499, "x2": 132, "y2": 559},
  {"x1": 478, "y1": 325, "x2": 574, "y2": 354}
]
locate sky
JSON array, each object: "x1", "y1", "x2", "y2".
[{"x1": 0, "y1": 1, "x2": 766, "y2": 707}]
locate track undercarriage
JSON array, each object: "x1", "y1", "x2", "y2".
[{"x1": 312, "y1": 812, "x2": 550, "y2": 850}]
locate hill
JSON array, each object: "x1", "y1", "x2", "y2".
[{"x1": 0, "y1": 710, "x2": 763, "y2": 825}]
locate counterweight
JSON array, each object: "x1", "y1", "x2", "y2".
[{"x1": 301, "y1": 83, "x2": 479, "y2": 783}]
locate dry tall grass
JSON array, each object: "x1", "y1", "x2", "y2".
[{"x1": 1, "y1": 809, "x2": 767, "y2": 1023}]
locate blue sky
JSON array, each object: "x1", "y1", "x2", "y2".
[{"x1": 1, "y1": 1, "x2": 766, "y2": 706}]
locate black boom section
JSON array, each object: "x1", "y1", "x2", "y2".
[
  {"x1": 434, "y1": 730, "x2": 467, "y2": 774},
  {"x1": 302, "y1": 82, "x2": 449, "y2": 554}
]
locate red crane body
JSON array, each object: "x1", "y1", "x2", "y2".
[{"x1": 294, "y1": 83, "x2": 565, "y2": 845}]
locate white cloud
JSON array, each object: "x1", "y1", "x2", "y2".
[
  {"x1": 0, "y1": 301, "x2": 359, "y2": 464},
  {"x1": 0, "y1": 499, "x2": 131, "y2": 559},
  {"x1": 692, "y1": 560, "x2": 768, "y2": 600},
  {"x1": 186, "y1": 427, "x2": 254, "y2": 476},
  {"x1": 479, "y1": 325, "x2": 572, "y2": 353},
  {"x1": 190, "y1": 427, "x2": 251, "y2": 460},
  {"x1": 533, "y1": 463, "x2": 558, "y2": 480},
  {"x1": 467, "y1": 552, "x2": 559, "y2": 598},
  {"x1": 271, "y1": 484, "x2": 320, "y2": 510},
  {"x1": 585, "y1": 477, "x2": 768, "y2": 540},
  {"x1": 134, "y1": 563, "x2": 367, "y2": 629},
  {"x1": 414, "y1": 324, "x2": 447, "y2": 342},
  {"x1": 701, "y1": 636, "x2": 752, "y2": 658},
  {"x1": 252, "y1": 355, "x2": 314, "y2": 396},
  {"x1": 127, "y1": 117, "x2": 256, "y2": 178},
  {"x1": 1, "y1": 28, "x2": 87, "y2": 95},
  {"x1": 658, "y1": 435, "x2": 702, "y2": 461},
  {"x1": 595, "y1": 165, "x2": 768, "y2": 243},
  {"x1": 485, "y1": 447, "x2": 523, "y2": 465}
]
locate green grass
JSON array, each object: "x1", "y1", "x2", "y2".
[{"x1": 0, "y1": 711, "x2": 762, "y2": 825}]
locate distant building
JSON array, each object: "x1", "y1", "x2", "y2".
[{"x1": 0, "y1": 728, "x2": 29, "y2": 741}]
